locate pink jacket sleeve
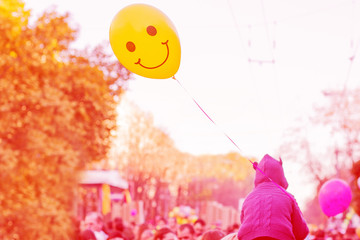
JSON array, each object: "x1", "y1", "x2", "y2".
[{"x1": 291, "y1": 199, "x2": 309, "y2": 240}]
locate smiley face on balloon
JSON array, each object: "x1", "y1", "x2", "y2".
[{"x1": 109, "y1": 4, "x2": 181, "y2": 79}]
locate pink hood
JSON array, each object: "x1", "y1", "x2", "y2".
[{"x1": 254, "y1": 154, "x2": 288, "y2": 189}]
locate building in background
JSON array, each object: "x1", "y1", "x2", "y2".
[{"x1": 77, "y1": 170, "x2": 129, "y2": 220}]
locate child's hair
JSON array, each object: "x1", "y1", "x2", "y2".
[
  {"x1": 179, "y1": 223, "x2": 195, "y2": 234},
  {"x1": 108, "y1": 231, "x2": 123, "y2": 240},
  {"x1": 201, "y1": 230, "x2": 226, "y2": 240},
  {"x1": 80, "y1": 229, "x2": 96, "y2": 240},
  {"x1": 154, "y1": 227, "x2": 175, "y2": 240},
  {"x1": 194, "y1": 218, "x2": 206, "y2": 227}
]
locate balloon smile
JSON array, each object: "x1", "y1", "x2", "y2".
[{"x1": 135, "y1": 40, "x2": 169, "y2": 69}]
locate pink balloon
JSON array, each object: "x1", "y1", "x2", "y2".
[{"x1": 318, "y1": 178, "x2": 352, "y2": 217}]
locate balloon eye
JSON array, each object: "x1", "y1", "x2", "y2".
[
  {"x1": 126, "y1": 41, "x2": 136, "y2": 52},
  {"x1": 147, "y1": 25, "x2": 157, "y2": 36}
]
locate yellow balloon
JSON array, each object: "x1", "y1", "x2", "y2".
[{"x1": 109, "y1": 4, "x2": 181, "y2": 79}]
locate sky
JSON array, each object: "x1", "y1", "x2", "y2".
[{"x1": 25, "y1": 0, "x2": 360, "y2": 208}]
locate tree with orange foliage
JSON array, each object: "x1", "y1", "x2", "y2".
[
  {"x1": 0, "y1": 0, "x2": 131, "y2": 239},
  {"x1": 183, "y1": 152, "x2": 254, "y2": 209},
  {"x1": 113, "y1": 100, "x2": 254, "y2": 219},
  {"x1": 279, "y1": 88, "x2": 360, "y2": 224},
  {"x1": 113, "y1": 100, "x2": 181, "y2": 219}
]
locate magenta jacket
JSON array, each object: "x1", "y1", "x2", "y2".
[{"x1": 237, "y1": 154, "x2": 309, "y2": 240}]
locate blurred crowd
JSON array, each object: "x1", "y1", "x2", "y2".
[
  {"x1": 76, "y1": 212, "x2": 360, "y2": 240},
  {"x1": 309, "y1": 227, "x2": 359, "y2": 240},
  {"x1": 76, "y1": 212, "x2": 239, "y2": 240}
]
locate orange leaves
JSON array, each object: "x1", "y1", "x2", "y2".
[
  {"x1": 0, "y1": 0, "x2": 29, "y2": 37},
  {"x1": 34, "y1": 10, "x2": 77, "y2": 51},
  {"x1": 0, "y1": 0, "x2": 131, "y2": 239},
  {"x1": 113, "y1": 100, "x2": 254, "y2": 206}
]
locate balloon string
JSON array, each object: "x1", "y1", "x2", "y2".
[
  {"x1": 172, "y1": 75, "x2": 294, "y2": 201},
  {"x1": 172, "y1": 76, "x2": 246, "y2": 156},
  {"x1": 172, "y1": 76, "x2": 245, "y2": 157}
]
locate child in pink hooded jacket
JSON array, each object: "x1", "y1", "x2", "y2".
[{"x1": 237, "y1": 154, "x2": 309, "y2": 240}]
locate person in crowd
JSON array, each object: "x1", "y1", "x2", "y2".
[
  {"x1": 344, "y1": 227, "x2": 358, "y2": 240},
  {"x1": 137, "y1": 222, "x2": 156, "y2": 240},
  {"x1": 80, "y1": 219, "x2": 87, "y2": 233},
  {"x1": 80, "y1": 229, "x2": 97, "y2": 240},
  {"x1": 237, "y1": 154, "x2": 309, "y2": 240},
  {"x1": 122, "y1": 226, "x2": 136, "y2": 240},
  {"x1": 113, "y1": 218, "x2": 124, "y2": 232},
  {"x1": 201, "y1": 230, "x2": 225, "y2": 240},
  {"x1": 193, "y1": 219, "x2": 206, "y2": 239},
  {"x1": 107, "y1": 231, "x2": 124, "y2": 240},
  {"x1": 225, "y1": 223, "x2": 239, "y2": 234},
  {"x1": 105, "y1": 220, "x2": 114, "y2": 234},
  {"x1": 136, "y1": 223, "x2": 150, "y2": 240},
  {"x1": 312, "y1": 229, "x2": 325, "y2": 240},
  {"x1": 219, "y1": 233, "x2": 237, "y2": 240},
  {"x1": 168, "y1": 217, "x2": 178, "y2": 234},
  {"x1": 178, "y1": 224, "x2": 196, "y2": 240},
  {"x1": 140, "y1": 229, "x2": 155, "y2": 240},
  {"x1": 84, "y1": 212, "x2": 109, "y2": 240},
  {"x1": 154, "y1": 227, "x2": 178, "y2": 240},
  {"x1": 72, "y1": 217, "x2": 81, "y2": 240},
  {"x1": 156, "y1": 217, "x2": 169, "y2": 230}
]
